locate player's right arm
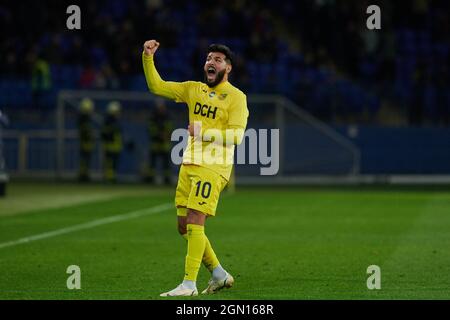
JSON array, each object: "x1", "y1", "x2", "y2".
[{"x1": 142, "y1": 40, "x2": 190, "y2": 103}]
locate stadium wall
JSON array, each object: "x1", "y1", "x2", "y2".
[
  {"x1": 333, "y1": 126, "x2": 450, "y2": 174},
  {"x1": 3, "y1": 126, "x2": 450, "y2": 177}
]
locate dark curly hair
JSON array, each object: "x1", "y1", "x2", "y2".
[{"x1": 207, "y1": 44, "x2": 234, "y2": 66}]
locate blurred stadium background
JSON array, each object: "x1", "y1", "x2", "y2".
[
  {"x1": 0, "y1": 0, "x2": 449, "y2": 188},
  {"x1": 0, "y1": 0, "x2": 450, "y2": 300}
]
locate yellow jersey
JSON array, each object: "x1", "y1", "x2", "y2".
[{"x1": 142, "y1": 53, "x2": 249, "y2": 180}]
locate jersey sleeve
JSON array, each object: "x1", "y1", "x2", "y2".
[
  {"x1": 142, "y1": 52, "x2": 193, "y2": 103},
  {"x1": 228, "y1": 92, "x2": 249, "y2": 129}
]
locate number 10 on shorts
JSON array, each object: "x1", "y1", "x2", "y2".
[{"x1": 195, "y1": 181, "x2": 211, "y2": 198}]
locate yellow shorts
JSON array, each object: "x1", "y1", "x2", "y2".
[{"x1": 175, "y1": 164, "x2": 228, "y2": 216}]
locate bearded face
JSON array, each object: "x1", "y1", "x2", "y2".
[
  {"x1": 204, "y1": 69, "x2": 226, "y2": 88},
  {"x1": 204, "y1": 52, "x2": 230, "y2": 87}
]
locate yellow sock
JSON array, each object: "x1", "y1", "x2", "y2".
[
  {"x1": 184, "y1": 224, "x2": 206, "y2": 281},
  {"x1": 181, "y1": 233, "x2": 219, "y2": 272},
  {"x1": 203, "y1": 236, "x2": 220, "y2": 272}
]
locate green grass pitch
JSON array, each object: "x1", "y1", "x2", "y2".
[{"x1": 0, "y1": 182, "x2": 449, "y2": 299}]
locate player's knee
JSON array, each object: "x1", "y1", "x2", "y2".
[
  {"x1": 186, "y1": 209, "x2": 207, "y2": 225},
  {"x1": 177, "y1": 216, "x2": 187, "y2": 235}
]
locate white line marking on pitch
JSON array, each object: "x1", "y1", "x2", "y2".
[{"x1": 0, "y1": 202, "x2": 173, "y2": 250}]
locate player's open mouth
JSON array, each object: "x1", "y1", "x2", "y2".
[{"x1": 207, "y1": 67, "x2": 216, "y2": 76}]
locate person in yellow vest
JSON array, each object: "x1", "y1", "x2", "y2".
[
  {"x1": 31, "y1": 53, "x2": 51, "y2": 109},
  {"x1": 101, "y1": 101, "x2": 123, "y2": 183},
  {"x1": 78, "y1": 98, "x2": 95, "y2": 182},
  {"x1": 146, "y1": 99, "x2": 173, "y2": 184}
]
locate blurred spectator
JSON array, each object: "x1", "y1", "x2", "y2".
[
  {"x1": 146, "y1": 99, "x2": 173, "y2": 184},
  {"x1": 0, "y1": 0, "x2": 448, "y2": 126},
  {"x1": 77, "y1": 98, "x2": 95, "y2": 182},
  {"x1": 79, "y1": 63, "x2": 97, "y2": 89},
  {"x1": 101, "y1": 101, "x2": 123, "y2": 183},
  {"x1": 95, "y1": 64, "x2": 120, "y2": 89},
  {"x1": 30, "y1": 52, "x2": 52, "y2": 109},
  {"x1": 45, "y1": 34, "x2": 64, "y2": 65},
  {"x1": 410, "y1": 62, "x2": 428, "y2": 126}
]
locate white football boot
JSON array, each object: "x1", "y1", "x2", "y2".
[
  {"x1": 160, "y1": 284, "x2": 198, "y2": 297},
  {"x1": 201, "y1": 273, "x2": 234, "y2": 294}
]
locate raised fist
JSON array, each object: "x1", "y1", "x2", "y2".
[{"x1": 143, "y1": 40, "x2": 160, "y2": 56}]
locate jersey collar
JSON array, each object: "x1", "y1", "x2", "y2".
[{"x1": 209, "y1": 80, "x2": 230, "y2": 91}]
